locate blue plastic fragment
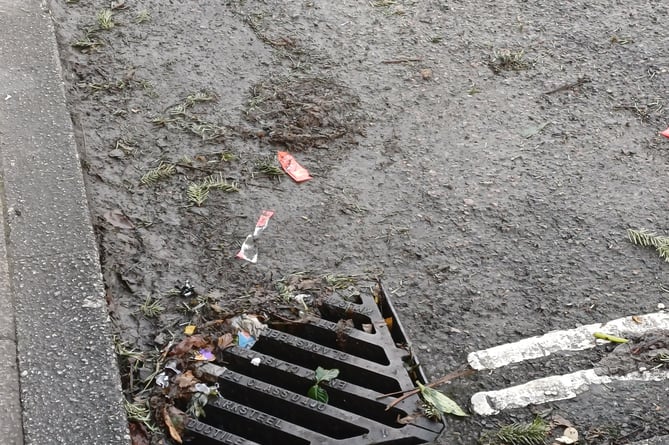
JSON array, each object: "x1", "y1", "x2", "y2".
[{"x1": 238, "y1": 331, "x2": 257, "y2": 349}]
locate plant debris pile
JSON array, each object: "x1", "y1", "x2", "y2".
[{"x1": 245, "y1": 76, "x2": 365, "y2": 150}]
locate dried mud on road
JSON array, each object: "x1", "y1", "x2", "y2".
[{"x1": 48, "y1": 0, "x2": 668, "y2": 443}]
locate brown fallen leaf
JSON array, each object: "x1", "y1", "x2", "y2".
[
  {"x1": 129, "y1": 421, "x2": 150, "y2": 445},
  {"x1": 217, "y1": 333, "x2": 234, "y2": 350},
  {"x1": 103, "y1": 208, "x2": 135, "y2": 229},
  {"x1": 169, "y1": 335, "x2": 209, "y2": 356},
  {"x1": 632, "y1": 315, "x2": 642, "y2": 324},
  {"x1": 163, "y1": 406, "x2": 184, "y2": 444},
  {"x1": 297, "y1": 278, "x2": 321, "y2": 290},
  {"x1": 550, "y1": 413, "x2": 574, "y2": 428},
  {"x1": 175, "y1": 370, "x2": 198, "y2": 389}
]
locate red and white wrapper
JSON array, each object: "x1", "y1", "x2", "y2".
[{"x1": 236, "y1": 210, "x2": 274, "y2": 263}]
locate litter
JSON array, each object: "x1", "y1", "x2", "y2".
[
  {"x1": 193, "y1": 349, "x2": 215, "y2": 361},
  {"x1": 184, "y1": 325, "x2": 196, "y2": 336},
  {"x1": 292, "y1": 293, "x2": 311, "y2": 311},
  {"x1": 235, "y1": 210, "x2": 274, "y2": 263},
  {"x1": 661, "y1": 127, "x2": 669, "y2": 138},
  {"x1": 164, "y1": 360, "x2": 181, "y2": 375},
  {"x1": 194, "y1": 383, "x2": 219, "y2": 397},
  {"x1": 278, "y1": 151, "x2": 312, "y2": 182},
  {"x1": 236, "y1": 235, "x2": 258, "y2": 263},
  {"x1": 177, "y1": 280, "x2": 196, "y2": 298},
  {"x1": 253, "y1": 210, "x2": 274, "y2": 236},
  {"x1": 237, "y1": 331, "x2": 256, "y2": 349},
  {"x1": 156, "y1": 372, "x2": 170, "y2": 388},
  {"x1": 230, "y1": 314, "x2": 267, "y2": 338},
  {"x1": 250, "y1": 357, "x2": 261, "y2": 366}
]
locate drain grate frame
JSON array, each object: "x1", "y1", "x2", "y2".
[{"x1": 183, "y1": 281, "x2": 444, "y2": 444}]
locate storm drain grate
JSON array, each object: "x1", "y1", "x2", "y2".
[{"x1": 183, "y1": 283, "x2": 444, "y2": 444}]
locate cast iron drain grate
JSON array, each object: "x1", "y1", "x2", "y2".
[{"x1": 184, "y1": 283, "x2": 443, "y2": 445}]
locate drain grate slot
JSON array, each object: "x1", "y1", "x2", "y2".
[
  {"x1": 251, "y1": 335, "x2": 401, "y2": 393},
  {"x1": 184, "y1": 281, "x2": 444, "y2": 444},
  {"x1": 218, "y1": 349, "x2": 408, "y2": 427},
  {"x1": 215, "y1": 369, "x2": 369, "y2": 439},
  {"x1": 268, "y1": 320, "x2": 389, "y2": 364},
  {"x1": 203, "y1": 398, "x2": 315, "y2": 444},
  {"x1": 318, "y1": 302, "x2": 375, "y2": 330}
]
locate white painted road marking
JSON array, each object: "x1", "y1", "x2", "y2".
[
  {"x1": 467, "y1": 311, "x2": 669, "y2": 416},
  {"x1": 468, "y1": 312, "x2": 669, "y2": 371},
  {"x1": 471, "y1": 368, "x2": 669, "y2": 416}
]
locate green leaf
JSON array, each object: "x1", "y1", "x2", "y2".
[
  {"x1": 417, "y1": 382, "x2": 468, "y2": 417},
  {"x1": 314, "y1": 367, "x2": 339, "y2": 383},
  {"x1": 307, "y1": 384, "x2": 329, "y2": 403}
]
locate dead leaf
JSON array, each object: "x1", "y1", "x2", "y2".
[
  {"x1": 632, "y1": 315, "x2": 642, "y2": 324},
  {"x1": 296, "y1": 278, "x2": 321, "y2": 290},
  {"x1": 129, "y1": 422, "x2": 150, "y2": 445},
  {"x1": 550, "y1": 413, "x2": 574, "y2": 428},
  {"x1": 217, "y1": 333, "x2": 234, "y2": 349},
  {"x1": 169, "y1": 335, "x2": 208, "y2": 356},
  {"x1": 103, "y1": 209, "x2": 135, "y2": 229},
  {"x1": 163, "y1": 406, "x2": 184, "y2": 444},
  {"x1": 209, "y1": 303, "x2": 228, "y2": 314},
  {"x1": 175, "y1": 370, "x2": 198, "y2": 389},
  {"x1": 417, "y1": 382, "x2": 468, "y2": 417}
]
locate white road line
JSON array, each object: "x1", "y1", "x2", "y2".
[
  {"x1": 471, "y1": 368, "x2": 669, "y2": 416},
  {"x1": 467, "y1": 312, "x2": 669, "y2": 371}
]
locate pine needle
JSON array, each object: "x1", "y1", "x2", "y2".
[
  {"x1": 480, "y1": 418, "x2": 549, "y2": 445},
  {"x1": 141, "y1": 163, "x2": 176, "y2": 185},
  {"x1": 187, "y1": 174, "x2": 238, "y2": 206},
  {"x1": 185, "y1": 91, "x2": 217, "y2": 106},
  {"x1": 187, "y1": 183, "x2": 209, "y2": 206},
  {"x1": 627, "y1": 228, "x2": 669, "y2": 262},
  {"x1": 255, "y1": 157, "x2": 284, "y2": 177},
  {"x1": 202, "y1": 173, "x2": 238, "y2": 192}
]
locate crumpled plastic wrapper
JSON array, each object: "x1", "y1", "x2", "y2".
[{"x1": 230, "y1": 314, "x2": 267, "y2": 339}]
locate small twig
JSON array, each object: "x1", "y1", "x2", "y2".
[
  {"x1": 544, "y1": 76, "x2": 591, "y2": 94},
  {"x1": 381, "y1": 58, "x2": 424, "y2": 64},
  {"x1": 379, "y1": 367, "x2": 476, "y2": 410},
  {"x1": 174, "y1": 162, "x2": 221, "y2": 173}
]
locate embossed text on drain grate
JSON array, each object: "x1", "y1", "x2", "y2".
[{"x1": 184, "y1": 283, "x2": 444, "y2": 444}]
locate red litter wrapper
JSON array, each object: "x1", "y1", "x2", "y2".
[
  {"x1": 236, "y1": 210, "x2": 274, "y2": 263},
  {"x1": 253, "y1": 209, "x2": 274, "y2": 236},
  {"x1": 278, "y1": 151, "x2": 312, "y2": 182},
  {"x1": 661, "y1": 127, "x2": 669, "y2": 139}
]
